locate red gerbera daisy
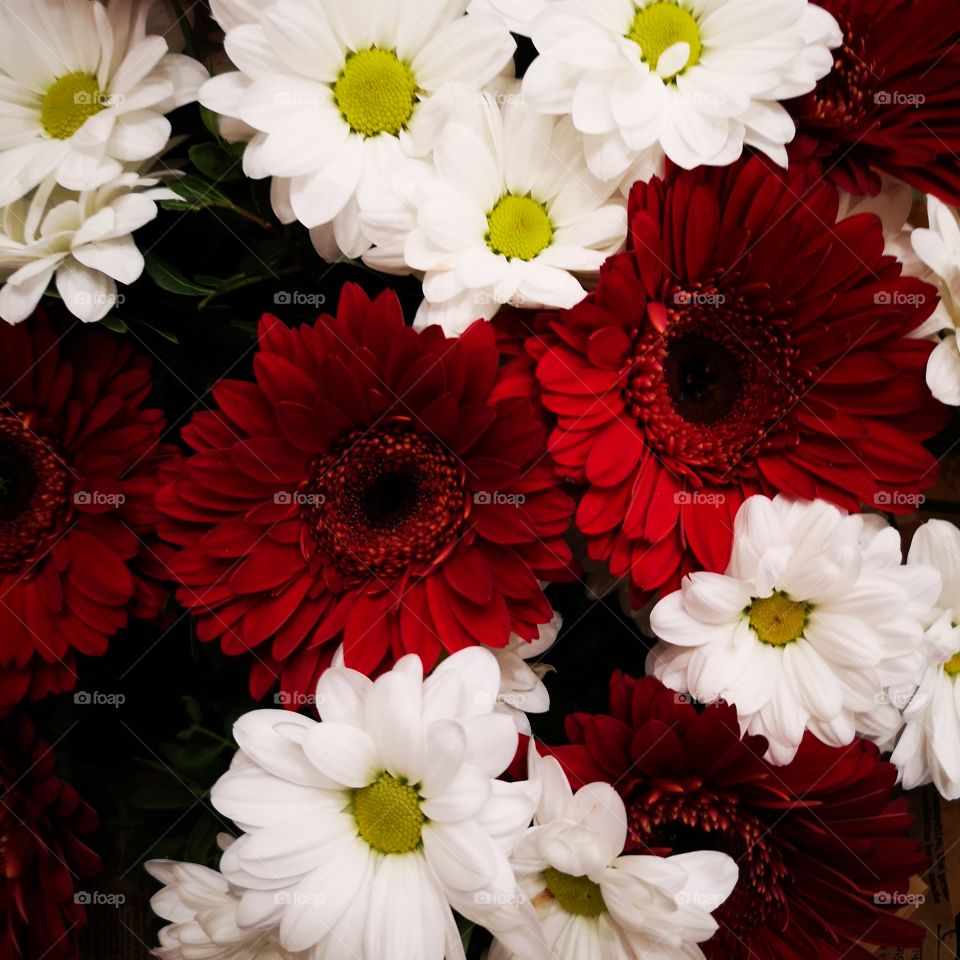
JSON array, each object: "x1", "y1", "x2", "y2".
[
  {"x1": 0, "y1": 716, "x2": 101, "y2": 960},
  {"x1": 0, "y1": 312, "x2": 172, "y2": 712},
  {"x1": 531, "y1": 156, "x2": 945, "y2": 601},
  {"x1": 157, "y1": 284, "x2": 574, "y2": 701},
  {"x1": 545, "y1": 673, "x2": 926, "y2": 960},
  {"x1": 788, "y1": 0, "x2": 960, "y2": 204}
]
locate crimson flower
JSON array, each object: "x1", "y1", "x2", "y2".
[
  {"x1": 546, "y1": 674, "x2": 926, "y2": 960},
  {"x1": 0, "y1": 716, "x2": 101, "y2": 960},
  {"x1": 0, "y1": 313, "x2": 172, "y2": 712},
  {"x1": 157, "y1": 285, "x2": 574, "y2": 701},
  {"x1": 530, "y1": 156, "x2": 945, "y2": 602},
  {"x1": 788, "y1": 0, "x2": 960, "y2": 204}
]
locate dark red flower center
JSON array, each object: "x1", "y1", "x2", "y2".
[
  {"x1": 304, "y1": 419, "x2": 468, "y2": 583},
  {"x1": 628, "y1": 787, "x2": 789, "y2": 949},
  {"x1": 621, "y1": 287, "x2": 804, "y2": 484},
  {"x1": 804, "y1": 23, "x2": 878, "y2": 134},
  {"x1": 0, "y1": 413, "x2": 71, "y2": 571}
]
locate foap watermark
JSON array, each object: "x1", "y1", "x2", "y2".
[
  {"x1": 676, "y1": 891, "x2": 729, "y2": 908},
  {"x1": 674, "y1": 491, "x2": 726, "y2": 506},
  {"x1": 675, "y1": 90, "x2": 726, "y2": 109},
  {"x1": 874, "y1": 891, "x2": 925, "y2": 906},
  {"x1": 474, "y1": 891, "x2": 527, "y2": 906},
  {"x1": 73, "y1": 291, "x2": 125, "y2": 310},
  {"x1": 275, "y1": 891, "x2": 327, "y2": 905},
  {"x1": 874, "y1": 91, "x2": 926, "y2": 108},
  {"x1": 74, "y1": 490, "x2": 126, "y2": 507},
  {"x1": 74, "y1": 891, "x2": 126, "y2": 907},
  {"x1": 73, "y1": 691, "x2": 125, "y2": 708},
  {"x1": 874, "y1": 491, "x2": 925, "y2": 508},
  {"x1": 274, "y1": 491, "x2": 326, "y2": 506},
  {"x1": 74, "y1": 91, "x2": 125, "y2": 108},
  {"x1": 674, "y1": 290, "x2": 725, "y2": 307},
  {"x1": 874, "y1": 291, "x2": 928, "y2": 307},
  {"x1": 272, "y1": 90, "x2": 325, "y2": 108},
  {"x1": 273, "y1": 691, "x2": 324, "y2": 707},
  {"x1": 874, "y1": 688, "x2": 923, "y2": 710},
  {"x1": 275, "y1": 291, "x2": 327, "y2": 307},
  {"x1": 482, "y1": 91, "x2": 525, "y2": 106},
  {"x1": 474, "y1": 491, "x2": 526, "y2": 507}
]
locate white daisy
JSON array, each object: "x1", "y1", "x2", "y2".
[
  {"x1": 199, "y1": 0, "x2": 516, "y2": 260},
  {"x1": 147, "y1": 856, "x2": 305, "y2": 960},
  {"x1": 210, "y1": 648, "x2": 547, "y2": 960},
  {"x1": 490, "y1": 745, "x2": 738, "y2": 960},
  {"x1": 910, "y1": 196, "x2": 960, "y2": 406},
  {"x1": 492, "y1": 611, "x2": 561, "y2": 735},
  {"x1": 381, "y1": 90, "x2": 626, "y2": 335},
  {"x1": 467, "y1": 0, "x2": 546, "y2": 35},
  {"x1": 0, "y1": 165, "x2": 179, "y2": 324},
  {"x1": 648, "y1": 495, "x2": 941, "y2": 765},
  {"x1": 887, "y1": 520, "x2": 960, "y2": 799},
  {"x1": 0, "y1": 0, "x2": 206, "y2": 205},
  {"x1": 520, "y1": 0, "x2": 841, "y2": 184}
]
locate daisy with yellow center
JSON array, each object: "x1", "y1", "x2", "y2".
[
  {"x1": 519, "y1": 0, "x2": 842, "y2": 186},
  {"x1": 491, "y1": 746, "x2": 738, "y2": 960},
  {"x1": 392, "y1": 89, "x2": 626, "y2": 335},
  {"x1": 888, "y1": 520, "x2": 960, "y2": 800},
  {"x1": 0, "y1": 0, "x2": 206, "y2": 206},
  {"x1": 199, "y1": 0, "x2": 516, "y2": 262},
  {"x1": 649, "y1": 495, "x2": 941, "y2": 765},
  {"x1": 210, "y1": 649, "x2": 546, "y2": 960}
]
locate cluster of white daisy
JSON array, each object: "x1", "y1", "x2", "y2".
[
  {"x1": 647, "y1": 494, "x2": 960, "y2": 800},
  {"x1": 0, "y1": 0, "x2": 206, "y2": 323},
  {"x1": 148, "y1": 648, "x2": 739, "y2": 960},
  {"x1": 199, "y1": 0, "x2": 843, "y2": 334}
]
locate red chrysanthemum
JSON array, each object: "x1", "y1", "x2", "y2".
[
  {"x1": 157, "y1": 285, "x2": 574, "y2": 701},
  {"x1": 0, "y1": 312, "x2": 172, "y2": 712},
  {"x1": 0, "y1": 716, "x2": 101, "y2": 960},
  {"x1": 788, "y1": 0, "x2": 960, "y2": 203},
  {"x1": 544, "y1": 674, "x2": 926, "y2": 960},
  {"x1": 531, "y1": 156, "x2": 946, "y2": 602}
]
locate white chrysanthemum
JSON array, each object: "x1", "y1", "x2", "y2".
[
  {"x1": 910, "y1": 197, "x2": 960, "y2": 406},
  {"x1": 147, "y1": 857, "x2": 304, "y2": 960},
  {"x1": 199, "y1": 0, "x2": 516, "y2": 261},
  {"x1": 210, "y1": 648, "x2": 547, "y2": 960},
  {"x1": 371, "y1": 91, "x2": 625, "y2": 335},
  {"x1": 490, "y1": 746, "x2": 738, "y2": 960},
  {"x1": 467, "y1": 0, "x2": 545, "y2": 34},
  {"x1": 0, "y1": 0, "x2": 205, "y2": 205},
  {"x1": 492, "y1": 612, "x2": 561, "y2": 735},
  {"x1": 0, "y1": 166, "x2": 179, "y2": 324},
  {"x1": 648, "y1": 495, "x2": 941, "y2": 765},
  {"x1": 520, "y1": 0, "x2": 841, "y2": 185},
  {"x1": 886, "y1": 520, "x2": 960, "y2": 799}
]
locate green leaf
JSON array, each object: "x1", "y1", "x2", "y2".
[
  {"x1": 189, "y1": 142, "x2": 243, "y2": 182},
  {"x1": 98, "y1": 314, "x2": 128, "y2": 334},
  {"x1": 199, "y1": 105, "x2": 224, "y2": 142},
  {"x1": 182, "y1": 695, "x2": 202, "y2": 726},
  {"x1": 145, "y1": 254, "x2": 215, "y2": 297},
  {"x1": 160, "y1": 173, "x2": 232, "y2": 211},
  {"x1": 184, "y1": 812, "x2": 220, "y2": 866}
]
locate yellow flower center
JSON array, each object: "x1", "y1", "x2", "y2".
[
  {"x1": 353, "y1": 773, "x2": 424, "y2": 854},
  {"x1": 944, "y1": 651, "x2": 960, "y2": 677},
  {"x1": 333, "y1": 48, "x2": 417, "y2": 137},
  {"x1": 747, "y1": 592, "x2": 809, "y2": 647},
  {"x1": 627, "y1": 2, "x2": 702, "y2": 79},
  {"x1": 543, "y1": 867, "x2": 607, "y2": 918},
  {"x1": 40, "y1": 72, "x2": 106, "y2": 140},
  {"x1": 487, "y1": 195, "x2": 554, "y2": 261}
]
